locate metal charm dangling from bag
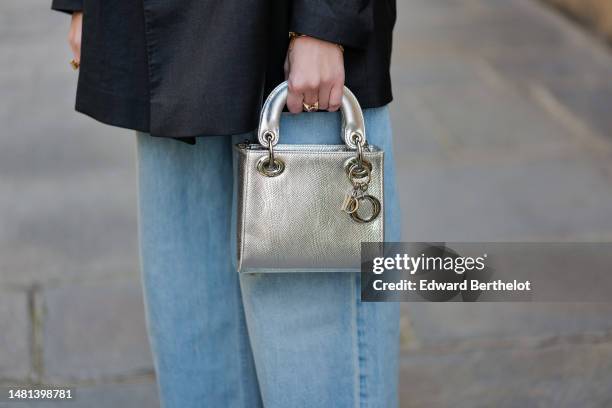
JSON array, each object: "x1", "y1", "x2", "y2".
[{"x1": 341, "y1": 133, "x2": 381, "y2": 223}]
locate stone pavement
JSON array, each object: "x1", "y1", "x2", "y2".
[{"x1": 1, "y1": 0, "x2": 612, "y2": 406}]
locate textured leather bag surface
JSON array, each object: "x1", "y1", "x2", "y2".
[{"x1": 234, "y1": 81, "x2": 384, "y2": 273}]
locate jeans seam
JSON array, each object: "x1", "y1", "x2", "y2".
[
  {"x1": 357, "y1": 274, "x2": 368, "y2": 407},
  {"x1": 351, "y1": 273, "x2": 359, "y2": 408},
  {"x1": 236, "y1": 283, "x2": 248, "y2": 407}
]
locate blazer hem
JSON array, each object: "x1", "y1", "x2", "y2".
[{"x1": 75, "y1": 80, "x2": 392, "y2": 144}]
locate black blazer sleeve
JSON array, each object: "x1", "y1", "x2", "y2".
[
  {"x1": 51, "y1": 0, "x2": 83, "y2": 14},
  {"x1": 289, "y1": 0, "x2": 373, "y2": 50}
]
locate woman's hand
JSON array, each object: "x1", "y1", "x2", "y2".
[
  {"x1": 68, "y1": 12, "x2": 83, "y2": 65},
  {"x1": 285, "y1": 36, "x2": 345, "y2": 113}
]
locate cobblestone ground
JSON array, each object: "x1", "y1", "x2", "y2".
[{"x1": 1, "y1": 0, "x2": 612, "y2": 407}]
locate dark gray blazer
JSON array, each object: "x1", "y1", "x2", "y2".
[{"x1": 52, "y1": 0, "x2": 397, "y2": 144}]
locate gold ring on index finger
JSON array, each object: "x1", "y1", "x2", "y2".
[{"x1": 302, "y1": 101, "x2": 319, "y2": 112}]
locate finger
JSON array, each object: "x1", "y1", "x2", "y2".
[
  {"x1": 286, "y1": 88, "x2": 304, "y2": 114},
  {"x1": 70, "y1": 40, "x2": 81, "y2": 62},
  {"x1": 318, "y1": 82, "x2": 332, "y2": 111},
  {"x1": 328, "y1": 84, "x2": 343, "y2": 112},
  {"x1": 283, "y1": 54, "x2": 289, "y2": 80},
  {"x1": 68, "y1": 31, "x2": 81, "y2": 62},
  {"x1": 69, "y1": 13, "x2": 83, "y2": 62},
  {"x1": 75, "y1": 34, "x2": 81, "y2": 61}
]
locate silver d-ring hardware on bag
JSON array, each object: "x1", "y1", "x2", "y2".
[
  {"x1": 350, "y1": 195, "x2": 381, "y2": 223},
  {"x1": 347, "y1": 133, "x2": 372, "y2": 186},
  {"x1": 344, "y1": 157, "x2": 372, "y2": 177},
  {"x1": 257, "y1": 132, "x2": 285, "y2": 177},
  {"x1": 351, "y1": 133, "x2": 364, "y2": 165},
  {"x1": 348, "y1": 163, "x2": 371, "y2": 186},
  {"x1": 257, "y1": 156, "x2": 285, "y2": 177}
]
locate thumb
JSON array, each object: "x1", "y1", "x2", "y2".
[{"x1": 69, "y1": 12, "x2": 83, "y2": 62}]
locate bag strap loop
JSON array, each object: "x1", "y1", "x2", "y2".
[{"x1": 257, "y1": 81, "x2": 366, "y2": 149}]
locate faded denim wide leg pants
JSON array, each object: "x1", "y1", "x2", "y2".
[{"x1": 136, "y1": 106, "x2": 402, "y2": 408}]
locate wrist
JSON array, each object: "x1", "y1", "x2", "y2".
[{"x1": 288, "y1": 32, "x2": 344, "y2": 53}]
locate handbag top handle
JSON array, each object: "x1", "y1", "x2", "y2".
[{"x1": 257, "y1": 81, "x2": 367, "y2": 150}]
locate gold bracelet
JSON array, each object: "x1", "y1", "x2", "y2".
[{"x1": 288, "y1": 31, "x2": 344, "y2": 53}]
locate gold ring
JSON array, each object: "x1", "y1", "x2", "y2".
[
  {"x1": 70, "y1": 59, "x2": 80, "y2": 70},
  {"x1": 302, "y1": 101, "x2": 319, "y2": 112}
]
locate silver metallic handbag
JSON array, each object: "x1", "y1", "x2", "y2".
[{"x1": 234, "y1": 81, "x2": 384, "y2": 273}]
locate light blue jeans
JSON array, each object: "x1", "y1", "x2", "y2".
[{"x1": 136, "y1": 106, "x2": 401, "y2": 408}]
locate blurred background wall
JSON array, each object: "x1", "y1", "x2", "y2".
[
  {"x1": 2, "y1": 0, "x2": 612, "y2": 407},
  {"x1": 543, "y1": 0, "x2": 612, "y2": 41}
]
